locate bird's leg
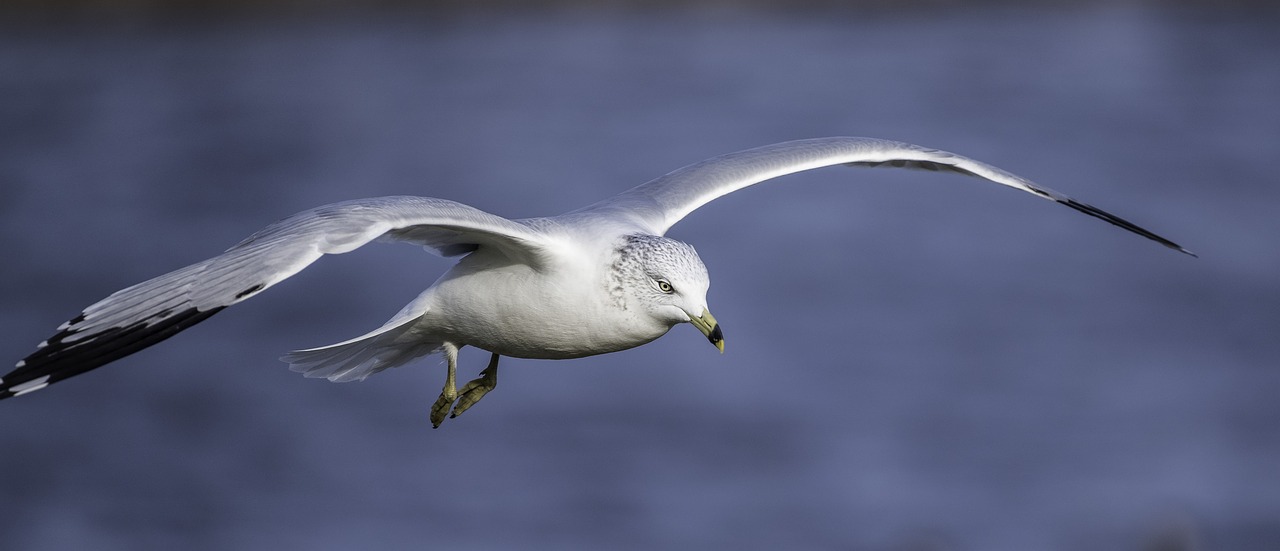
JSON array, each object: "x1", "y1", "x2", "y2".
[
  {"x1": 451, "y1": 353, "x2": 499, "y2": 419},
  {"x1": 429, "y1": 343, "x2": 460, "y2": 428}
]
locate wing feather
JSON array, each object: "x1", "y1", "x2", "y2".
[
  {"x1": 1, "y1": 196, "x2": 554, "y2": 399},
  {"x1": 574, "y1": 137, "x2": 1193, "y2": 255}
]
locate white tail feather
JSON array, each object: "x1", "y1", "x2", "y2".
[{"x1": 281, "y1": 316, "x2": 438, "y2": 382}]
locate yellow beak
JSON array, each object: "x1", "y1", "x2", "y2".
[{"x1": 689, "y1": 309, "x2": 725, "y2": 353}]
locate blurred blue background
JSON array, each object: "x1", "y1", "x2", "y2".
[{"x1": 1, "y1": 2, "x2": 1277, "y2": 550}]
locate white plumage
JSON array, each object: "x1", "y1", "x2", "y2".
[{"x1": 2, "y1": 137, "x2": 1192, "y2": 426}]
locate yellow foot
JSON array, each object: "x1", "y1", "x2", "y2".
[
  {"x1": 451, "y1": 354, "x2": 499, "y2": 419},
  {"x1": 430, "y1": 387, "x2": 456, "y2": 429}
]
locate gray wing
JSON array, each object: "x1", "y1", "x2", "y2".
[
  {"x1": 2, "y1": 196, "x2": 556, "y2": 399},
  {"x1": 574, "y1": 137, "x2": 1193, "y2": 255}
]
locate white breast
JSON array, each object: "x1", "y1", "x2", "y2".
[{"x1": 419, "y1": 247, "x2": 670, "y2": 359}]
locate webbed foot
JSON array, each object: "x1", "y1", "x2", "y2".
[
  {"x1": 430, "y1": 386, "x2": 456, "y2": 428},
  {"x1": 430, "y1": 343, "x2": 460, "y2": 428},
  {"x1": 451, "y1": 353, "x2": 499, "y2": 419}
]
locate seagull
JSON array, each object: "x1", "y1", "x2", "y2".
[{"x1": 1, "y1": 137, "x2": 1193, "y2": 427}]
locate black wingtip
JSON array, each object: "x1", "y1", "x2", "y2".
[
  {"x1": 2, "y1": 306, "x2": 225, "y2": 400},
  {"x1": 1058, "y1": 198, "x2": 1196, "y2": 258}
]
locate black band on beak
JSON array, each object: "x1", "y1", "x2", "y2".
[{"x1": 708, "y1": 324, "x2": 723, "y2": 345}]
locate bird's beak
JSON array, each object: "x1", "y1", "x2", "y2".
[{"x1": 688, "y1": 308, "x2": 725, "y2": 353}]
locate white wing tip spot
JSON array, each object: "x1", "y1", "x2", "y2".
[{"x1": 10, "y1": 375, "x2": 51, "y2": 397}]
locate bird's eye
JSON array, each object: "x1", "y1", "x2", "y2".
[{"x1": 655, "y1": 279, "x2": 675, "y2": 294}]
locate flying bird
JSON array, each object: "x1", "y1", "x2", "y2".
[{"x1": 2, "y1": 137, "x2": 1193, "y2": 427}]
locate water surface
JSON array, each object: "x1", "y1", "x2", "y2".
[{"x1": 1, "y1": 6, "x2": 1277, "y2": 550}]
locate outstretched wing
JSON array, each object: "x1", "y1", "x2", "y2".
[
  {"x1": 2, "y1": 196, "x2": 556, "y2": 399},
  {"x1": 574, "y1": 137, "x2": 1193, "y2": 255}
]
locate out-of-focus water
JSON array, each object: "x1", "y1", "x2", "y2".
[{"x1": 1, "y1": 6, "x2": 1277, "y2": 550}]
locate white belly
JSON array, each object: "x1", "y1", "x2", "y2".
[{"x1": 417, "y1": 253, "x2": 669, "y2": 359}]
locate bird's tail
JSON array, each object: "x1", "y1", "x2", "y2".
[{"x1": 281, "y1": 314, "x2": 439, "y2": 383}]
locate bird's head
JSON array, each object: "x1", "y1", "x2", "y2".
[{"x1": 614, "y1": 234, "x2": 723, "y2": 353}]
